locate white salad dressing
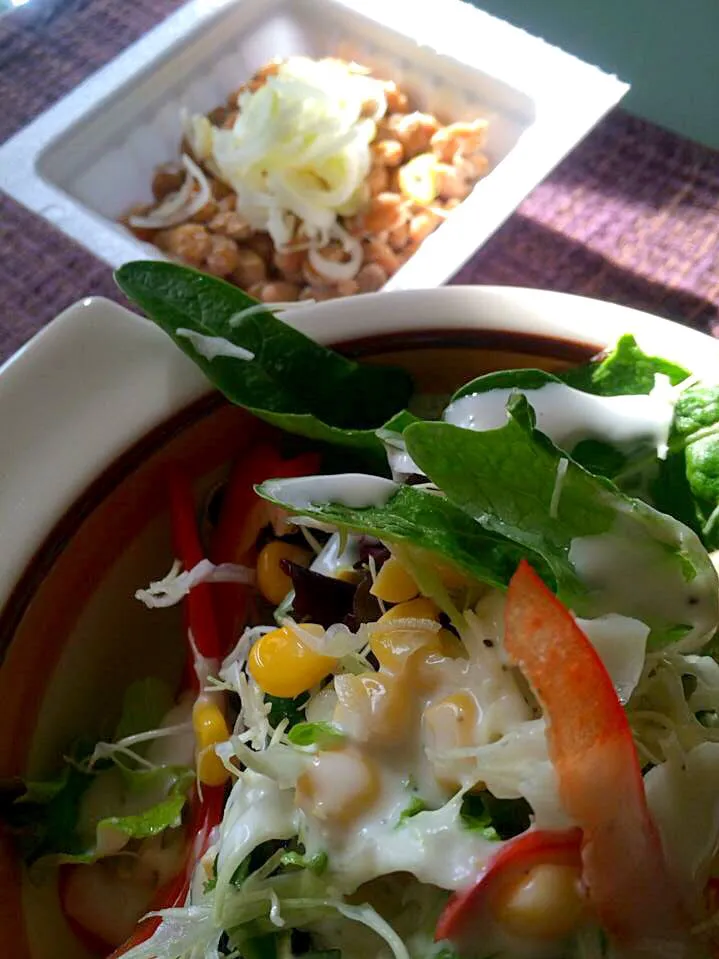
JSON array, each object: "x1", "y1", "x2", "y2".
[
  {"x1": 302, "y1": 789, "x2": 498, "y2": 893},
  {"x1": 575, "y1": 614, "x2": 650, "y2": 704},
  {"x1": 262, "y1": 474, "x2": 399, "y2": 511},
  {"x1": 443, "y1": 376, "x2": 677, "y2": 457},
  {"x1": 214, "y1": 772, "x2": 298, "y2": 903},
  {"x1": 310, "y1": 532, "x2": 363, "y2": 578},
  {"x1": 645, "y1": 741, "x2": 719, "y2": 901},
  {"x1": 569, "y1": 501, "x2": 719, "y2": 651},
  {"x1": 176, "y1": 328, "x2": 255, "y2": 362},
  {"x1": 376, "y1": 428, "x2": 422, "y2": 482}
]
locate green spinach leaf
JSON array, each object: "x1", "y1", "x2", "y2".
[
  {"x1": 404, "y1": 398, "x2": 718, "y2": 649},
  {"x1": 561, "y1": 334, "x2": 689, "y2": 395},
  {"x1": 662, "y1": 385, "x2": 719, "y2": 548},
  {"x1": 256, "y1": 477, "x2": 552, "y2": 594},
  {"x1": 451, "y1": 368, "x2": 561, "y2": 403},
  {"x1": 266, "y1": 693, "x2": 309, "y2": 730},
  {"x1": 115, "y1": 262, "x2": 412, "y2": 470}
]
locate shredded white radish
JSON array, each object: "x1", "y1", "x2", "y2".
[{"x1": 128, "y1": 154, "x2": 211, "y2": 229}]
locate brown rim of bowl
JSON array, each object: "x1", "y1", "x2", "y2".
[{"x1": 0, "y1": 327, "x2": 600, "y2": 663}]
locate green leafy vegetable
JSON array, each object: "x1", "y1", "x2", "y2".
[
  {"x1": 458, "y1": 793, "x2": 499, "y2": 840},
  {"x1": 266, "y1": 693, "x2": 309, "y2": 730},
  {"x1": 0, "y1": 755, "x2": 94, "y2": 864},
  {"x1": 451, "y1": 368, "x2": 560, "y2": 403},
  {"x1": 458, "y1": 792, "x2": 530, "y2": 841},
  {"x1": 662, "y1": 385, "x2": 719, "y2": 548},
  {"x1": 89, "y1": 766, "x2": 194, "y2": 858},
  {"x1": 397, "y1": 796, "x2": 427, "y2": 825},
  {"x1": 280, "y1": 849, "x2": 328, "y2": 875},
  {"x1": 561, "y1": 334, "x2": 689, "y2": 396},
  {"x1": 115, "y1": 262, "x2": 412, "y2": 470},
  {"x1": 287, "y1": 722, "x2": 345, "y2": 748},
  {"x1": 446, "y1": 351, "x2": 668, "y2": 487},
  {"x1": 404, "y1": 397, "x2": 718, "y2": 648},
  {"x1": 113, "y1": 676, "x2": 174, "y2": 742},
  {"x1": 1, "y1": 754, "x2": 194, "y2": 866},
  {"x1": 257, "y1": 479, "x2": 552, "y2": 594}
]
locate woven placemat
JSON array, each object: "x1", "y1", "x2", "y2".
[{"x1": 1, "y1": 0, "x2": 718, "y2": 364}]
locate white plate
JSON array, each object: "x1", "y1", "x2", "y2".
[
  {"x1": 0, "y1": 0, "x2": 627, "y2": 289},
  {"x1": 2, "y1": 286, "x2": 717, "y2": 612}
]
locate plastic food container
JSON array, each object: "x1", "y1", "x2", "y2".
[{"x1": 0, "y1": 0, "x2": 628, "y2": 290}]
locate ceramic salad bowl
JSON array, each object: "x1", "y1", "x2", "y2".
[{"x1": 1, "y1": 284, "x2": 718, "y2": 959}]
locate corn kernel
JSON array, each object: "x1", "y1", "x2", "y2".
[
  {"x1": 424, "y1": 691, "x2": 479, "y2": 752},
  {"x1": 256, "y1": 540, "x2": 312, "y2": 605},
  {"x1": 334, "y1": 673, "x2": 411, "y2": 745},
  {"x1": 296, "y1": 747, "x2": 379, "y2": 824},
  {"x1": 248, "y1": 624, "x2": 337, "y2": 698},
  {"x1": 370, "y1": 557, "x2": 419, "y2": 604},
  {"x1": 192, "y1": 697, "x2": 231, "y2": 787},
  {"x1": 378, "y1": 597, "x2": 440, "y2": 623},
  {"x1": 492, "y1": 863, "x2": 585, "y2": 940},
  {"x1": 370, "y1": 599, "x2": 443, "y2": 673},
  {"x1": 423, "y1": 691, "x2": 480, "y2": 792}
]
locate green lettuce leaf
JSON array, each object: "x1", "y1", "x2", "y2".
[
  {"x1": 0, "y1": 756, "x2": 94, "y2": 864},
  {"x1": 287, "y1": 722, "x2": 345, "y2": 748},
  {"x1": 114, "y1": 677, "x2": 175, "y2": 742},
  {"x1": 115, "y1": 262, "x2": 413, "y2": 471},
  {"x1": 1, "y1": 757, "x2": 194, "y2": 866},
  {"x1": 404, "y1": 397, "x2": 718, "y2": 649}
]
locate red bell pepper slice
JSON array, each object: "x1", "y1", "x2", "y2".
[
  {"x1": 210, "y1": 445, "x2": 319, "y2": 650},
  {"x1": 503, "y1": 560, "x2": 689, "y2": 952},
  {"x1": 435, "y1": 827, "x2": 582, "y2": 943}
]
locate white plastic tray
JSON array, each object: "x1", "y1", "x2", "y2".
[{"x1": 0, "y1": 0, "x2": 628, "y2": 291}]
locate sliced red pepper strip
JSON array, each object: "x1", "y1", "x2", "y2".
[
  {"x1": 109, "y1": 784, "x2": 225, "y2": 959},
  {"x1": 504, "y1": 560, "x2": 689, "y2": 951},
  {"x1": 435, "y1": 827, "x2": 582, "y2": 942},
  {"x1": 211, "y1": 446, "x2": 320, "y2": 650},
  {"x1": 168, "y1": 466, "x2": 222, "y2": 666}
]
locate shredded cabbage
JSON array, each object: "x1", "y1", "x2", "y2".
[{"x1": 136, "y1": 558, "x2": 254, "y2": 609}]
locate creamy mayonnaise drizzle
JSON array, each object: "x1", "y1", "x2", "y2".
[
  {"x1": 310, "y1": 532, "x2": 363, "y2": 578},
  {"x1": 576, "y1": 614, "x2": 649, "y2": 704},
  {"x1": 569, "y1": 500, "x2": 719, "y2": 650},
  {"x1": 176, "y1": 328, "x2": 255, "y2": 362},
  {"x1": 262, "y1": 474, "x2": 398, "y2": 511},
  {"x1": 443, "y1": 377, "x2": 677, "y2": 457}
]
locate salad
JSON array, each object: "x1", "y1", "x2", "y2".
[{"x1": 4, "y1": 261, "x2": 719, "y2": 959}]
